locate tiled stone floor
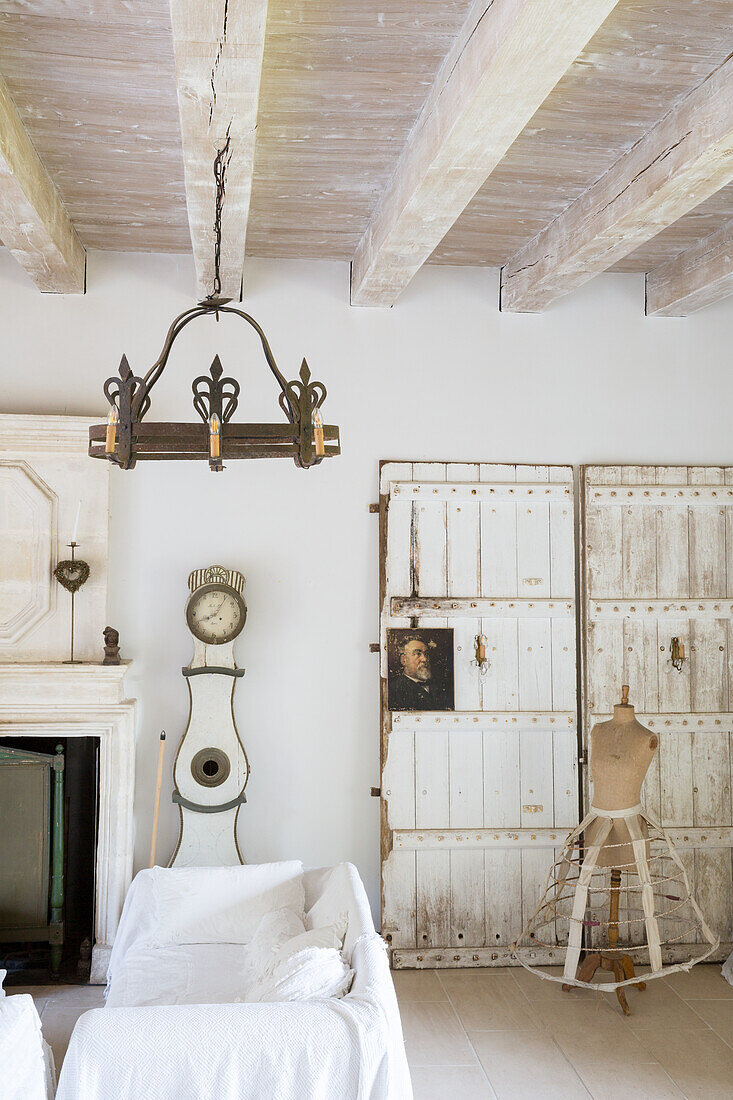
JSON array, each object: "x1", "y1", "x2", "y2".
[
  {"x1": 394, "y1": 963, "x2": 733, "y2": 1099},
  {"x1": 12, "y1": 963, "x2": 733, "y2": 1098}
]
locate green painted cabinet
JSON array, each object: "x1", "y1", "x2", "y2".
[{"x1": 0, "y1": 745, "x2": 65, "y2": 974}]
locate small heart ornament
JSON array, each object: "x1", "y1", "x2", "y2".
[{"x1": 54, "y1": 559, "x2": 90, "y2": 593}]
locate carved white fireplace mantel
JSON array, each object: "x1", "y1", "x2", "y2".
[{"x1": 0, "y1": 662, "x2": 136, "y2": 983}]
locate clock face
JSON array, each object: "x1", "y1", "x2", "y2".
[{"x1": 185, "y1": 583, "x2": 247, "y2": 645}]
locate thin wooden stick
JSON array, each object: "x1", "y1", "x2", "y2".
[
  {"x1": 149, "y1": 731, "x2": 166, "y2": 868},
  {"x1": 609, "y1": 868, "x2": 621, "y2": 948}
]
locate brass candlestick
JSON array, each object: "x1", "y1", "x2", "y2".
[{"x1": 54, "y1": 542, "x2": 90, "y2": 663}]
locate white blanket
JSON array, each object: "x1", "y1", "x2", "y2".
[
  {"x1": 56, "y1": 863, "x2": 412, "y2": 1100},
  {"x1": 0, "y1": 993, "x2": 56, "y2": 1100},
  {"x1": 105, "y1": 944, "x2": 255, "y2": 1008}
]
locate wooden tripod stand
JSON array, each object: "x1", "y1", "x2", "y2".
[{"x1": 563, "y1": 869, "x2": 646, "y2": 1015}]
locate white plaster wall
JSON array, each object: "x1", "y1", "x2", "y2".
[{"x1": 1, "y1": 249, "x2": 732, "y2": 921}]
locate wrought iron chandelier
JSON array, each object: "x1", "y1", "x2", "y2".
[{"x1": 89, "y1": 301, "x2": 340, "y2": 471}]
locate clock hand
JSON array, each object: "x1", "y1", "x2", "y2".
[{"x1": 199, "y1": 597, "x2": 227, "y2": 622}]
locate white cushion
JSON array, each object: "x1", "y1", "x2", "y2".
[
  {"x1": 245, "y1": 947, "x2": 354, "y2": 1003},
  {"x1": 149, "y1": 862, "x2": 305, "y2": 945},
  {"x1": 247, "y1": 908, "x2": 306, "y2": 973},
  {"x1": 270, "y1": 921, "x2": 346, "y2": 967},
  {"x1": 304, "y1": 863, "x2": 363, "y2": 954}
]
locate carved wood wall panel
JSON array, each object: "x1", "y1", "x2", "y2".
[
  {"x1": 0, "y1": 415, "x2": 109, "y2": 661},
  {"x1": 0, "y1": 459, "x2": 56, "y2": 644}
]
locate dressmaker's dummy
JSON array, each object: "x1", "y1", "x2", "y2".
[
  {"x1": 513, "y1": 685, "x2": 719, "y2": 1008},
  {"x1": 585, "y1": 685, "x2": 658, "y2": 868}
]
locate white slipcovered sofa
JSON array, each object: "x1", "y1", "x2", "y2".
[{"x1": 56, "y1": 862, "x2": 412, "y2": 1100}]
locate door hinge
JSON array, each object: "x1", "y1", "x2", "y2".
[
  {"x1": 370, "y1": 786, "x2": 381, "y2": 797},
  {"x1": 578, "y1": 753, "x2": 588, "y2": 766},
  {"x1": 369, "y1": 642, "x2": 380, "y2": 653},
  {"x1": 369, "y1": 502, "x2": 379, "y2": 513}
]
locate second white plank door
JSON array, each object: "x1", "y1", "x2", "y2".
[{"x1": 583, "y1": 465, "x2": 733, "y2": 961}]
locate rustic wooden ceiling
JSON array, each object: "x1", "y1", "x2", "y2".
[
  {"x1": 0, "y1": 0, "x2": 731, "y2": 276},
  {"x1": 431, "y1": 1, "x2": 733, "y2": 273}
]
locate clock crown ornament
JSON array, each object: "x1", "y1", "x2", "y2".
[{"x1": 188, "y1": 565, "x2": 245, "y2": 595}]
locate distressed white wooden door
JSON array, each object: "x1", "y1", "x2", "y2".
[
  {"x1": 379, "y1": 462, "x2": 578, "y2": 968},
  {"x1": 582, "y1": 465, "x2": 733, "y2": 961}
]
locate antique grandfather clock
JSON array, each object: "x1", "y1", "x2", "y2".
[{"x1": 170, "y1": 565, "x2": 249, "y2": 866}]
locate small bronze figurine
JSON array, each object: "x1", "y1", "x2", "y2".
[{"x1": 103, "y1": 626, "x2": 121, "y2": 665}]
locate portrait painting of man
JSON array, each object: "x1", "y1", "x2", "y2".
[{"x1": 386, "y1": 628, "x2": 454, "y2": 712}]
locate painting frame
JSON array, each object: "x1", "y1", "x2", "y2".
[{"x1": 386, "y1": 627, "x2": 455, "y2": 712}]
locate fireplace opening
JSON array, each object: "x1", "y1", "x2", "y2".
[{"x1": 0, "y1": 735, "x2": 99, "y2": 984}]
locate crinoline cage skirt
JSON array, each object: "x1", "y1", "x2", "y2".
[{"x1": 512, "y1": 804, "x2": 719, "y2": 990}]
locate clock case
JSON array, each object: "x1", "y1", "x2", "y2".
[{"x1": 169, "y1": 566, "x2": 250, "y2": 867}]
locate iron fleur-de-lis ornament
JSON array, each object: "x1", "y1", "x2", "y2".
[
  {"x1": 281, "y1": 358, "x2": 327, "y2": 468},
  {"x1": 192, "y1": 355, "x2": 241, "y2": 425},
  {"x1": 103, "y1": 355, "x2": 150, "y2": 468}
]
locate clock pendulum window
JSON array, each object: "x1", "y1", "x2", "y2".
[{"x1": 169, "y1": 566, "x2": 249, "y2": 867}]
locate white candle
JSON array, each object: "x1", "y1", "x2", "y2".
[{"x1": 71, "y1": 500, "x2": 81, "y2": 544}]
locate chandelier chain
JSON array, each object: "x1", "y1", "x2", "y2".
[{"x1": 209, "y1": 125, "x2": 232, "y2": 302}]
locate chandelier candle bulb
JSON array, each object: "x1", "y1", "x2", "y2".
[
  {"x1": 209, "y1": 413, "x2": 221, "y2": 459},
  {"x1": 105, "y1": 407, "x2": 118, "y2": 454},
  {"x1": 313, "y1": 407, "x2": 325, "y2": 457}
]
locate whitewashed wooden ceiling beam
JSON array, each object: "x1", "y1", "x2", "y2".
[
  {"x1": 349, "y1": 0, "x2": 621, "y2": 308},
  {"x1": 646, "y1": 221, "x2": 733, "y2": 316},
  {"x1": 501, "y1": 55, "x2": 733, "y2": 313},
  {"x1": 0, "y1": 70, "x2": 84, "y2": 293},
  {"x1": 169, "y1": 0, "x2": 268, "y2": 303}
]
